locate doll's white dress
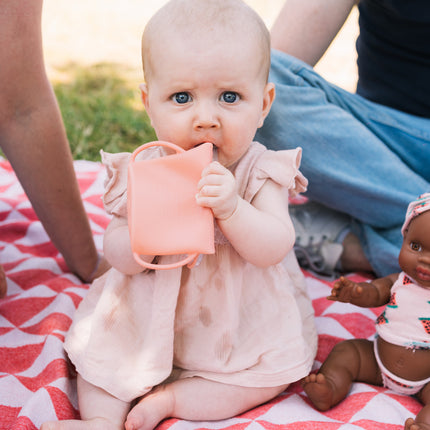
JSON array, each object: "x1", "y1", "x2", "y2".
[{"x1": 64, "y1": 141, "x2": 317, "y2": 402}]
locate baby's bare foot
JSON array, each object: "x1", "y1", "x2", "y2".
[
  {"x1": 41, "y1": 418, "x2": 121, "y2": 430},
  {"x1": 302, "y1": 373, "x2": 335, "y2": 412},
  {"x1": 125, "y1": 387, "x2": 174, "y2": 430},
  {"x1": 404, "y1": 417, "x2": 430, "y2": 430}
]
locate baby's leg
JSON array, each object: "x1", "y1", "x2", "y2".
[
  {"x1": 125, "y1": 377, "x2": 287, "y2": 430},
  {"x1": 405, "y1": 382, "x2": 430, "y2": 430},
  {"x1": 302, "y1": 339, "x2": 382, "y2": 411},
  {"x1": 41, "y1": 375, "x2": 130, "y2": 430}
]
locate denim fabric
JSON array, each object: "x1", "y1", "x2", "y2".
[{"x1": 255, "y1": 50, "x2": 430, "y2": 276}]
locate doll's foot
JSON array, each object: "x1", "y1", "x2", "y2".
[
  {"x1": 125, "y1": 386, "x2": 174, "y2": 430},
  {"x1": 302, "y1": 373, "x2": 336, "y2": 412},
  {"x1": 0, "y1": 265, "x2": 7, "y2": 298},
  {"x1": 405, "y1": 417, "x2": 430, "y2": 430}
]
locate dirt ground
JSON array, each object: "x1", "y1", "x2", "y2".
[{"x1": 42, "y1": 0, "x2": 359, "y2": 91}]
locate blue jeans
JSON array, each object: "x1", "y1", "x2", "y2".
[{"x1": 256, "y1": 50, "x2": 430, "y2": 277}]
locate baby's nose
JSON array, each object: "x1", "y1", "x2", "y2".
[{"x1": 193, "y1": 105, "x2": 220, "y2": 129}]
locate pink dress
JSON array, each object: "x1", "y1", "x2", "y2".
[{"x1": 65, "y1": 141, "x2": 317, "y2": 402}]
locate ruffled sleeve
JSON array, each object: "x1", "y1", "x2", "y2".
[
  {"x1": 235, "y1": 142, "x2": 308, "y2": 203},
  {"x1": 101, "y1": 150, "x2": 131, "y2": 217},
  {"x1": 101, "y1": 145, "x2": 168, "y2": 217}
]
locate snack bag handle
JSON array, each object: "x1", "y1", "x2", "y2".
[
  {"x1": 130, "y1": 140, "x2": 185, "y2": 163},
  {"x1": 133, "y1": 253, "x2": 200, "y2": 270}
]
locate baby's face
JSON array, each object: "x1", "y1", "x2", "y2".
[
  {"x1": 141, "y1": 32, "x2": 274, "y2": 167},
  {"x1": 399, "y1": 210, "x2": 430, "y2": 288}
]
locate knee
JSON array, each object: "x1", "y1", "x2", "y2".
[
  {"x1": 417, "y1": 383, "x2": 430, "y2": 406},
  {"x1": 329, "y1": 339, "x2": 366, "y2": 371},
  {"x1": 331, "y1": 339, "x2": 359, "y2": 356}
]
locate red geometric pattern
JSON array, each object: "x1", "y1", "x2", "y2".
[{"x1": 0, "y1": 158, "x2": 421, "y2": 429}]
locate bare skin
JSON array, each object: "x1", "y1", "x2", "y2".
[
  {"x1": 340, "y1": 232, "x2": 373, "y2": 274},
  {"x1": 270, "y1": 0, "x2": 358, "y2": 67},
  {"x1": 301, "y1": 338, "x2": 383, "y2": 411},
  {"x1": 41, "y1": 375, "x2": 287, "y2": 430},
  {"x1": 41, "y1": 376, "x2": 129, "y2": 430},
  {"x1": 42, "y1": 1, "x2": 295, "y2": 429},
  {"x1": 125, "y1": 378, "x2": 287, "y2": 430},
  {"x1": 0, "y1": 266, "x2": 6, "y2": 299},
  {"x1": 302, "y1": 211, "x2": 430, "y2": 429},
  {"x1": 0, "y1": 0, "x2": 109, "y2": 298}
]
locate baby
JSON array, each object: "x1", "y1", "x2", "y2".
[
  {"x1": 302, "y1": 193, "x2": 430, "y2": 430},
  {"x1": 42, "y1": 1, "x2": 317, "y2": 429}
]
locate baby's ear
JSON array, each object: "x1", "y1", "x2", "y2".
[
  {"x1": 139, "y1": 83, "x2": 149, "y2": 108},
  {"x1": 258, "y1": 82, "x2": 276, "y2": 128}
]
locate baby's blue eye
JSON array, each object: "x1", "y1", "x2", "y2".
[
  {"x1": 221, "y1": 91, "x2": 239, "y2": 103},
  {"x1": 174, "y1": 92, "x2": 191, "y2": 104}
]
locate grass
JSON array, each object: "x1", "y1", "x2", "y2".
[{"x1": 53, "y1": 63, "x2": 157, "y2": 161}]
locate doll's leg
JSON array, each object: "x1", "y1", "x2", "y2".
[
  {"x1": 405, "y1": 382, "x2": 430, "y2": 430},
  {"x1": 41, "y1": 375, "x2": 130, "y2": 430},
  {"x1": 125, "y1": 377, "x2": 287, "y2": 430},
  {"x1": 302, "y1": 339, "x2": 382, "y2": 411}
]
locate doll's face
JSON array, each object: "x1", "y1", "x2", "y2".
[{"x1": 399, "y1": 210, "x2": 430, "y2": 288}]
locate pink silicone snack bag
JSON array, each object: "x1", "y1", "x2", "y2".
[{"x1": 127, "y1": 141, "x2": 215, "y2": 269}]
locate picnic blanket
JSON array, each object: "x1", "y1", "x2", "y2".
[{"x1": 0, "y1": 157, "x2": 422, "y2": 429}]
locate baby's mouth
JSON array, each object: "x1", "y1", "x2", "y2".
[{"x1": 194, "y1": 141, "x2": 218, "y2": 161}]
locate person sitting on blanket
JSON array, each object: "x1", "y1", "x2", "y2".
[
  {"x1": 302, "y1": 193, "x2": 430, "y2": 430},
  {"x1": 41, "y1": 1, "x2": 317, "y2": 429},
  {"x1": 0, "y1": 0, "x2": 110, "y2": 299}
]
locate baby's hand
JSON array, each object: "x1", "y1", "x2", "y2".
[
  {"x1": 196, "y1": 161, "x2": 238, "y2": 220},
  {"x1": 328, "y1": 276, "x2": 363, "y2": 303}
]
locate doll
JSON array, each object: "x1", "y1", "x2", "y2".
[{"x1": 302, "y1": 193, "x2": 430, "y2": 430}]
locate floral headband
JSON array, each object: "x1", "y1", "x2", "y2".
[{"x1": 401, "y1": 193, "x2": 430, "y2": 236}]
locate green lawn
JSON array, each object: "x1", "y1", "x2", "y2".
[{"x1": 53, "y1": 63, "x2": 156, "y2": 162}]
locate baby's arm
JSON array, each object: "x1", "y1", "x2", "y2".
[
  {"x1": 328, "y1": 274, "x2": 399, "y2": 308},
  {"x1": 103, "y1": 215, "x2": 153, "y2": 275},
  {"x1": 196, "y1": 161, "x2": 294, "y2": 267}
]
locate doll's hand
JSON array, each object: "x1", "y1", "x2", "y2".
[
  {"x1": 328, "y1": 276, "x2": 364, "y2": 303},
  {"x1": 196, "y1": 161, "x2": 238, "y2": 220}
]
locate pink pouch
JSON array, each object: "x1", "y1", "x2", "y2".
[{"x1": 127, "y1": 141, "x2": 214, "y2": 270}]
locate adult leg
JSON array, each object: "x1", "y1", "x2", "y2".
[
  {"x1": 0, "y1": 266, "x2": 6, "y2": 299},
  {"x1": 41, "y1": 375, "x2": 130, "y2": 430},
  {"x1": 0, "y1": 0, "x2": 109, "y2": 292},
  {"x1": 125, "y1": 377, "x2": 287, "y2": 430},
  {"x1": 256, "y1": 51, "x2": 430, "y2": 276},
  {"x1": 302, "y1": 339, "x2": 382, "y2": 411}
]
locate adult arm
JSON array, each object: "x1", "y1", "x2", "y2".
[
  {"x1": 270, "y1": 0, "x2": 358, "y2": 67},
  {"x1": 0, "y1": 0, "x2": 109, "y2": 282}
]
